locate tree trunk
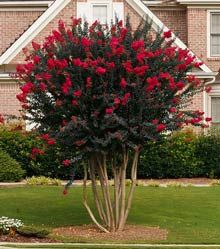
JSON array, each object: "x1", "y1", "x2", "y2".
[{"x1": 82, "y1": 149, "x2": 140, "y2": 232}]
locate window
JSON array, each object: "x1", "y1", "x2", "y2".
[
  {"x1": 211, "y1": 96, "x2": 220, "y2": 126},
  {"x1": 209, "y1": 12, "x2": 220, "y2": 57},
  {"x1": 92, "y1": 5, "x2": 108, "y2": 24},
  {"x1": 205, "y1": 85, "x2": 220, "y2": 127},
  {"x1": 77, "y1": 1, "x2": 124, "y2": 25}
]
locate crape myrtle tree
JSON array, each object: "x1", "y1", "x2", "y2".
[{"x1": 16, "y1": 17, "x2": 211, "y2": 233}]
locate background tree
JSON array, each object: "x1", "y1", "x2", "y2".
[{"x1": 16, "y1": 18, "x2": 209, "y2": 233}]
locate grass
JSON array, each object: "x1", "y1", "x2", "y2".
[{"x1": 0, "y1": 186, "x2": 220, "y2": 244}]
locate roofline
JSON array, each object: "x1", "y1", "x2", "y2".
[
  {"x1": 126, "y1": 0, "x2": 213, "y2": 73},
  {"x1": 0, "y1": 0, "x2": 71, "y2": 65},
  {"x1": 144, "y1": 1, "x2": 178, "y2": 6},
  {"x1": 190, "y1": 71, "x2": 218, "y2": 77},
  {"x1": 177, "y1": 0, "x2": 220, "y2": 4},
  {"x1": 0, "y1": 73, "x2": 14, "y2": 81},
  {"x1": 0, "y1": 1, "x2": 53, "y2": 7}
]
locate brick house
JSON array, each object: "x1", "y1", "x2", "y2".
[{"x1": 0, "y1": 0, "x2": 219, "y2": 125}]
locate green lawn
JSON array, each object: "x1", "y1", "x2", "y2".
[{"x1": 1, "y1": 186, "x2": 220, "y2": 244}]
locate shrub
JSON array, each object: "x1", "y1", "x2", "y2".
[
  {"x1": 0, "y1": 126, "x2": 41, "y2": 177},
  {"x1": 17, "y1": 226, "x2": 49, "y2": 238},
  {"x1": 26, "y1": 176, "x2": 62, "y2": 185},
  {"x1": 138, "y1": 130, "x2": 203, "y2": 179},
  {"x1": 195, "y1": 128, "x2": 220, "y2": 178},
  {"x1": 0, "y1": 150, "x2": 25, "y2": 182},
  {"x1": 165, "y1": 130, "x2": 203, "y2": 178},
  {"x1": 0, "y1": 126, "x2": 77, "y2": 179}
]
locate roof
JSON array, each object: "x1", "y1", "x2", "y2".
[
  {"x1": 145, "y1": 0, "x2": 220, "y2": 5},
  {"x1": 0, "y1": 0, "x2": 51, "y2": 1},
  {"x1": 0, "y1": 1, "x2": 53, "y2": 6},
  {"x1": 0, "y1": 0, "x2": 215, "y2": 79}
]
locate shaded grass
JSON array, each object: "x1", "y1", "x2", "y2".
[{"x1": 0, "y1": 186, "x2": 220, "y2": 244}]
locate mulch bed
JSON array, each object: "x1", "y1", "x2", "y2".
[
  {"x1": 0, "y1": 225, "x2": 168, "y2": 242},
  {"x1": 0, "y1": 234, "x2": 58, "y2": 243},
  {"x1": 0, "y1": 224, "x2": 168, "y2": 243},
  {"x1": 53, "y1": 224, "x2": 168, "y2": 241}
]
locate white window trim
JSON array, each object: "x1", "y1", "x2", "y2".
[
  {"x1": 207, "y1": 10, "x2": 220, "y2": 58},
  {"x1": 90, "y1": 0, "x2": 112, "y2": 25},
  {"x1": 205, "y1": 85, "x2": 220, "y2": 124},
  {"x1": 77, "y1": 0, "x2": 124, "y2": 25}
]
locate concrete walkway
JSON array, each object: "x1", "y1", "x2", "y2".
[
  {"x1": 0, "y1": 179, "x2": 217, "y2": 188},
  {"x1": 1, "y1": 243, "x2": 220, "y2": 248}
]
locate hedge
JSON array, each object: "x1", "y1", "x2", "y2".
[
  {"x1": 1, "y1": 125, "x2": 220, "y2": 180},
  {"x1": 138, "y1": 130, "x2": 204, "y2": 179},
  {"x1": 138, "y1": 128, "x2": 220, "y2": 179},
  {"x1": 0, "y1": 150, "x2": 25, "y2": 182},
  {"x1": 0, "y1": 125, "x2": 81, "y2": 179}
]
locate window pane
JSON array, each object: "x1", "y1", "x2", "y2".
[
  {"x1": 93, "y1": 5, "x2": 107, "y2": 24},
  {"x1": 211, "y1": 14, "x2": 220, "y2": 34},
  {"x1": 211, "y1": 35, "x2": 220, "y2": 55},
  {"x1": 211, "y1": 97, "x2": 220, "y2": 123}
]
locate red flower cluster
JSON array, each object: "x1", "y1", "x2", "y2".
[
  {"x1": 131, "y1": 40, "x2": 145, "y2": 51},
  {"x1": 96, "y1": 67, "x2": 106, "y2": 75},
  {"x1": 61, "y1": 77, "x2": 72, "y2": 95},
  {"x1": 106, "y1": 107, "x2": 114, "y2": 115},
  {"x1": 156, "y1": 124, "x2": 166, "y2": 132},
  {"x1": 41, "y1": 133, "x2": 56, "y2": 145},
  {"x1": 47, "y1": 58, "x2": 68, "y2": 70},
  {"x1": 146, "y1": 76, "x2": 160, "y2": 92},
  {"x1": 0, "y1": 114, "x2": 4, "y2": 124},
  {"x1": 63, "y1": 159, "x2": 71, "y2": 167},
  {"x1": 31, "y1": 148, "x2": 45, "y2": 159},
  {"x1": 16, "y1": 82, "x2": 35, "y2": 103},
  {"x1": 73, "y1": 90, "x2": 82, "y2": 98},
  {"x1": 163, "y1": 30, "x2": 172, "y2": 38}
]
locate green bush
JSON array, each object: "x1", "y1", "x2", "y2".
[
  {"x1": 0, "y1": 150, "x2": 25, "y2": 182},
  {"x1": 195, "y1": 128, "x2": 220, "y2": 178},
  {"x1": 2, "y1": 124, "x2": 220, "y2": 180},
  {"x1": 165, "y1": 130, "x2": 203, "y2": 178},
  {"x1": 17, "y1": 226, "x2": 49, "y2": 238},
  {"x1": 0, "y1": 126, "x2": 40, "y2": 177},
  {"x1": 0, "y1": 126, "x2": 75, "y2": 179},
  {"x1": 138, "y1": 130, "x2": 203, "y2": 179}
]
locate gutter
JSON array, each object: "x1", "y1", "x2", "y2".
[
  {"x1": 0, "y1": 73, "x2": 17, "y2": 84},
  {"x1": 177, "y1": 0, "x2": 220, "y2": 5},
  {"x1": 0, "y1": 72, "x2": 217, "y2": 83},
  {"x1": 0, "y1": 1, "x2": 53, "y2": 7},
  {"x1": 189, "y1": 71, "x2": 217, "y2": 84}
]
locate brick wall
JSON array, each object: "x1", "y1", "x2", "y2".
[
  {"x1": 0, "y1": 10, "x2": 43, "y2": 55},
  {"x1": 11, "y1": 1, "x2": 77, "y2": 64},
  {"x1": 0, "y1": 82, "x2": 20, "y2": 117},
  {"x1": 124, "y1": 0, "x2": 141, "y2": 30},
  {"x1": 187, "y1": 8, "x2": 220, "y2": 72},
  {"x1": 150, "y1": 8, "x2": 187, "y2": 44}
]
